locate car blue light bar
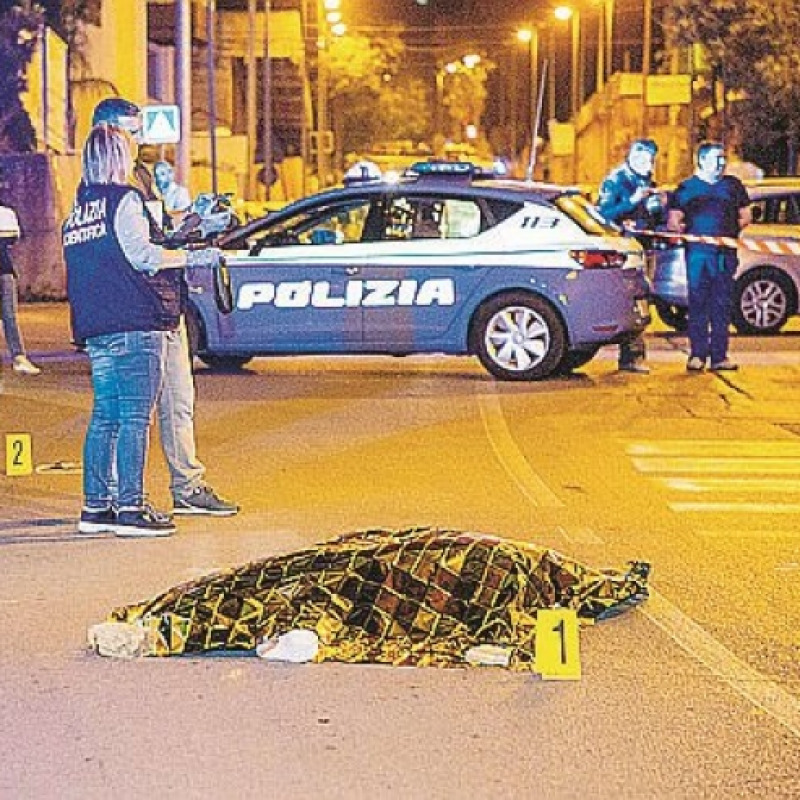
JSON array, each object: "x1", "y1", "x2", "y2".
[{"x1": 406, "y1": 161, "x2": 476, "y2": 177}]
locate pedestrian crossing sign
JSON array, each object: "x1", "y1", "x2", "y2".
[{"x1": 141, "y1": 104, "x2": 181, "y2": 145}]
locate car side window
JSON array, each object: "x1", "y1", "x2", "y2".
[
  {"x1": 786, "y1": 195, "x2": 800, "y2": 224},
  {"x1": 378, "y1": 196, "x2": 484, "y2": 241},
  {"x1": 753, "y1": 195, "x2": 800, "y2": 225},
  {"x1": 248, "y1": 198, "x2": 373, "y2": 252}
]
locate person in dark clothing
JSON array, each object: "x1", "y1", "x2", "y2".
[
  {"x1": 64, "y1": 124, "x2": 222, "y2": 538},
  {"x1": 598, "y1": 138, "x2": 666, "y2": 374},
  {"x1": 668, "y1": 142, "x2": 752, "y2": 372},
  {"x1": 91, "y1": 97, "x2": 238, "y2": 517},
  {"x1": 0, "y1": 203, "x2": 40, "y2": 375}
]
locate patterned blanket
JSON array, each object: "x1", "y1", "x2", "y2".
[{"x1": 95, "y1": 527, "x2": 650, "y2": 668}]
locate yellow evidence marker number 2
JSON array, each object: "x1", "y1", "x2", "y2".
[
  {"x1": 5, "y1": 433, "x2": 33, "y2": 476},
  {"x1": 534, "y1": 608, "x2": 581, "y2": 680}
]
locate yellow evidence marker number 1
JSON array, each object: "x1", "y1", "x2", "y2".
[
  {"x1": 534, "y1": 608, "x2": 581, "y2": 680},
  {"x1": 5, "y1": 433, "x2": 33, "y2": 476}
]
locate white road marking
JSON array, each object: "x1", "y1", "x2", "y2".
[
  {"x1": 642, "y1": 590, "x2": 800, "y2": 739},
  {"x1": 633, "y1": 457, "x2": 800, "y2": 475},
  {"x1": 669, "y1": 501, "x2": 800, "y2": 514},
  {"x1": 478, "y1": 394, "x2": 564, "y2": 508},
  {"x1": 698, "y1": 529, "x2": 800, "y2": 539},
  {"x1": 627, "y1": 440, "x2": 800, "y2": 457},
  {"x1": 628, "y1": 438, "x2": 800, "y2": 528},
  {"x1": 663, "y1": 478, "x2": 800, "y2": 493}
]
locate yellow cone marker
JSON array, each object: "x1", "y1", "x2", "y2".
[
  {"x1": 535, "y1": 608, "x2": 581, "y2": 680},
  {"x1": 6, "y1": 433, "x2": 33, "y2": 476}
]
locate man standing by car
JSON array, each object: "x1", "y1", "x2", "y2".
[
  {"x1": 598, "y1": 138, "x2": 665, "y2": 374},
  {"x1": 91, "y1": 97, "x2": 239, "y2": 516},
  {"x1": 668, "y1": 141, "x2": 752, "y2": 372}
]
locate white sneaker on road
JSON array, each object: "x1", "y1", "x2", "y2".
[{"x1": 12, "y1": 355, "x2": 41, "y2": 375}]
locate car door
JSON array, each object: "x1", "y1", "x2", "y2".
[
  {"x1": 355, "y1": 192, "x2": 492, "y2": 350},
  {"x1": 219, "y1": 196, "x2": 375, "y2": 352}
]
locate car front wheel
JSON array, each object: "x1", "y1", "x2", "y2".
[
  {"x1": 471, "y1": 293, "x2": 566, "y2": 381},
  {"x1": 185, "y1": 305, "x2": 253, "y2": 370},
  {"x1": 732, "y1": 268, "x2": 796, "y2": 335}
]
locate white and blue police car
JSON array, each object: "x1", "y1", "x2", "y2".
[{"x1": 185, "y1": 162, "x2": 650, "y2": 381}]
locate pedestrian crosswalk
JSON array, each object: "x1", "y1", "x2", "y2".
[{"x1": 626, "y1": 439, "x2": 800, "y2": 536}]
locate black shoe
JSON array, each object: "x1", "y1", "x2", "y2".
[
  {"x1": 78, "y1": 506, "x2": 117, "y2": 534},
  {"x1": 618, "y1": 362, "x2": 650, "y2": 374},
  {"x1": 173, "y1": 486, "x2": 239, "y2": 517},
  {"x1": 115, "y1": 503, "x2": 176, "y2": 538}
]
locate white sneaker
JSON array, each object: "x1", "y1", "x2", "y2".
[{"x1": 12, "y1": 355, "x2": 41, "y2": 375}]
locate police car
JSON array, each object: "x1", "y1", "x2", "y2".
[{"x1": 185, "y1": 162, "x2": 650, "y2": 381}]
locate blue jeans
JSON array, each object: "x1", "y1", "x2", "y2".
[
  {"x1": 157, "y1": 319, "x2": 205, "y2": 498},
  {"x1": 84, "y1": 331, "x2": 167, "y2": 509},
  {"x1": 686, "y1": 248, "x2": 737, "y2": 364},
  {"x1": 1, "y1": 273, "x2": 25, "y2": 358}
]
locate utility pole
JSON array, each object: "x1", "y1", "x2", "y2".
[
  {"x1": 262, "y1": 0, "x2": 273, "y2": 199},
  {"x1": 247, "y1": 0, "x2": 257, "y2": 199},
  {"x1": 640, "y1": 0, "x2": 652, "y2": 136},
  {"x1": 175, "y1": 0, "x2": 192, "y2": 187},
  {"x1": 316, "y1": 1, "x2": 329, "y2": 188},
  {"x1": 206, "y1": 0, "x2": 218, "y2": 195}
]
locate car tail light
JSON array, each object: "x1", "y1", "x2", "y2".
[{"x1": 569, "y1": 250, "x2": 627, "y2": 269}]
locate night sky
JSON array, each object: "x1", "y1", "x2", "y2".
[{"x1": 354, "y1": 0, "x2": 546, "y2": 26}]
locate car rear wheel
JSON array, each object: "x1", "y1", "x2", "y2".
[
  {"x1": 732, "y1": 268, "x2": 796, "y2": 335},
  {"x1": 471, "y1": 293, "x2": 566, "y2": 381},
  {"x1": 652, "y1": 298, "x2": 688, "y2": 332}
]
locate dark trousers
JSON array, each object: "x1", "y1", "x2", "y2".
[
  {"x1": 618, "y1": 333, "x2": 646, "y2": 367},
  {"x1": 686, "y1": 248, "x2": 736, "y2": 364}
]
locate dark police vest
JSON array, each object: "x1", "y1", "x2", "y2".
[{"x1": 63, "y1": 183, "x2": 181, "y2": 342}]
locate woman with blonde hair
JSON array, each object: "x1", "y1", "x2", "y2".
[{"x1": 63, "y1": 125, "x2": 221, "y2": 537}]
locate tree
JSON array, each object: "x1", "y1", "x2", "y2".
[
  {"x1": 324, "y1": 33, "x2": 407, "y2": 160},
  {"x1": 665, "y1": 0, "x2": 800, "y2": 172},
  {"x1": 0, "y1": 1, "x2": 98, "y2": 153},
  {"x1": 440, "y1": 58, "x2": 494, "y2": 143},
  {"x1": 374, "y1": 76, "x2": 431, "y2": 146},
  {"x1": 0, "y1": 4, "x2": 42, "y2": 152}
]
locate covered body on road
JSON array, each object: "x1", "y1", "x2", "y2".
[{"x1": 91, "y1": 527, "x2": 650, "y2": 668}]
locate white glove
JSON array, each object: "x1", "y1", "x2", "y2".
[{"x1": 186, "y1": 247, "x2": 223, "y2": 269}]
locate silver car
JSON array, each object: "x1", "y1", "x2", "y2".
[{"x1": 649, "y1": 178, "x2": 800, "y2": 334}]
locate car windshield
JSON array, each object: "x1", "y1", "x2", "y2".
[{"x1": 557, "y1": 194, "x2": 619, "y2": 235}]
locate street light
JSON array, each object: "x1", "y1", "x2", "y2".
[
  {"x1": 516, "y1": 27, "x2": 539, "y2": 148},
  {"x1": 549, "y1": 6, "x2": 572, "y2": 121},
  {"x1": 553, "y1": 5, "x2": 582, "y2": 118}
]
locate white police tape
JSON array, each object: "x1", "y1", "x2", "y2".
[{"x1": 637, "y1": 228, "x2": 800, "y2": 256}]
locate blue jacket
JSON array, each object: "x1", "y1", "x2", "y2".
[{"x1": 598, "y1": 164, "x2": 662, "y2": 230}]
